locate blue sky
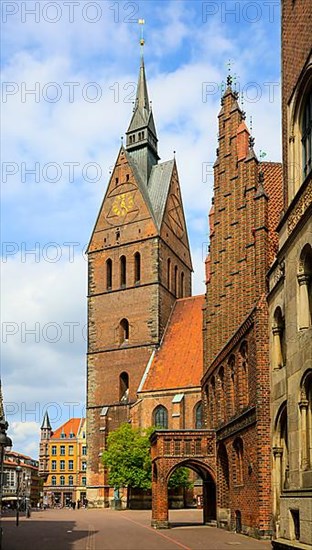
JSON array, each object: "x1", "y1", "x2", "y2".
[{"x1": 1, "y1": 0, "x2": 281, "y2": 457}]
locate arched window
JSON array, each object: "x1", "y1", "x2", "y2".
[
  {"x1": 233, "y1": 438, "x2": 244, "y2": 486},
  {"x1": 228, "y1": 356, "x2": 236, "y2": 417},
  {"x1": 180, "y1": 272, "x2": 185, "y2": 298},
  {"x1": 302, "y1": 89, "x2": 312, "y2": 179},
  {"x1": 218, "y1": 367, "x2": 225, "y2": 422},
  {"x1": 134, "y1": 252, "x2": 141, "y2": 284},
  {"x1": 153, "y1": 405, "x2": 168, "y2": 429},
  {"x1": 69, "y1": 475, "x2": 73, "y2": 486},
  {"x1": 60, "y1": 475, "x2": 65, "y2": 486},
  {"x1": 167, "y1": 258, "x2": 171, "y2": 290},
  {"x1": 119, "y1": 318, "x2": 129, "y2": 344},
  {"x1": 51, "y1": 476, "x2": 56, "y2": 486},
  {"x1": 239, "y1": 342, "x2": 249, "y2": 407},
  {"x1": 299, "y1": 370, "x2": 312, "y2": 472},
  {"x1": 119, "y1": 371, "x2": 129, "y2": 402},
  {"x1": 298, "y1": 244, "x2": 312, "y2": 329},
  {"x1": 106, "y1": 258, "x2": 112, "y2": 291},
  {"x1": 210, "y1": 376, "x2": 216, "y2": 426},
  {"x1": 272, "y1": 308, "x2": 285, "y2": 369},
  {"x1": 174, "y1": 266, "x2": 178, "y2": 296},
  {"x1": 120, "y1": 255, "x2": 126, "y2": 288},
  {"x1": 273, "y1": 402, "x2": 288, "y2": 517},
  {"x1": 194, "y1": 401, "x2": 202, "y2": 429}
]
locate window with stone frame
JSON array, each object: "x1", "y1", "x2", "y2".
[
  {"x1": 194, "y1": 401, "x2": 202, "y2": 429},
  {"x1": 299, "y1": 370, "x2": 312, "y2": 475},
  {"x1": 60, "y1": 475, "x2": 65, "y2": 486},
  {"x1": 153, "y1": 405, "x2": 168, "y2": 429},
  {"x1": 51, "y1": 476, "x2": 56, "y2": 486},
  {"x1": 51, "y1": 445, "x2": 57, "y2": 456},
  {"x1": 297, "y1": 244, "x2": 312, "y2": 329},
  {"x1": 272, "y1": 307, "x2": 285, "y2": 369},
  {"x1": 302, "y1": 89, "x2": 312, "y2": 179}
]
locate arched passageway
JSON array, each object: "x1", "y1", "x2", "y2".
[
  {"x1": 150, "y1": 429, "x2": 216, "y2": 529},
  {"x1": 167, "y1": 461, "x2": 216, "y2": 527}
]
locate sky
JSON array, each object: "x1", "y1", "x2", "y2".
[{"x1": 1, "y1": 0, "x2": 282, "y2": 458}]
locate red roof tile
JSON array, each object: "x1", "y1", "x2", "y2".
[
  {"x1": 51, "y1": 418, "x2": 82, "y2": 440},
  {"x1": 141, "y1": 295, "x2": 204, "y2": 391}
]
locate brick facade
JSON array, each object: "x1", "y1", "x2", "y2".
[{"x1": 202, "y1": 80, "x2": 283, "y2": 538}]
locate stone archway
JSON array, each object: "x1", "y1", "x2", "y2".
[{"x1": 150, "y1": 430, "x2": 216, "y2": 529}]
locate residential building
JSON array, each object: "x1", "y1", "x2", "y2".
[
  {"x1": 2, "y1": 450, "x2": 41, "y2": 508},
  {"x1": 39, "y1": 414, "x2": 87, "y2": 507}
]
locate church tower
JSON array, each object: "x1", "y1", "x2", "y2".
[
  {"x1": 39, "y1": 411, "x2": 52, "y2": 479},
  {"x1": 86, "y1": 42, "x2": 192, "y2": 507}
]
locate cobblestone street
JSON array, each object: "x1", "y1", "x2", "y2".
[{"x1": 2, "y1": 509, "x2": 272, "y2": 550}]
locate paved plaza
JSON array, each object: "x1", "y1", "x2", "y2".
[{"x1": 2, "y1": 508, "x2": 272, "y2": 550}]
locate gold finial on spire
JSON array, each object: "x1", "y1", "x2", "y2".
[{"x1": 138, "y1": 19, "x2": 145, "y2": 56}]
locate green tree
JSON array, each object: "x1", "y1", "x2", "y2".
[
  {"x1": 102, "y1": 424, "x2": 192, "y2": 492},
  {"x1": 102, "y1": 423, "x2": 152, "y2": 490}
]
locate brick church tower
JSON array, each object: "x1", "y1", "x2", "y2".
[{"x1": 86, "y1": 54, "x2": 192, "y2": 507}]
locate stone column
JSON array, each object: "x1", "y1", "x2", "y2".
[
  {"x1": 299, "y1": 399, "x2": 309, "y2": 470},
  {"x1": 273, "y1": 447, "x2": 283, "y2": 516},
  {"x1": 272, "y1": 325, "x2": 283, "y2": 369},
  {"x1": 298, "y1": 274, "x2": 311, "y2": 329}
]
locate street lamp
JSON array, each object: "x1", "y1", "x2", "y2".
[
  {"x1": 25, "y1": 474, "x2": 31, "y2": 518},
  {"x1": 16, "y1": 465, "x2": 22, "y2": 527},
  {"x1": 0, "y1": 417, "x2": 13, "y2": 550}
]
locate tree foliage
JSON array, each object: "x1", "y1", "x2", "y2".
[{"x1": 102, "y1": 423, "x2": 192, "y2": 491}]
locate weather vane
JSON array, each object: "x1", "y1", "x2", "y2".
[{"x1": 138, "y1": 19, "x2": 145, "y2": 56}]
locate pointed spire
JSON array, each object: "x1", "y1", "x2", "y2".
[
  {"x1": 125, "y1": 21, "x2": 159, "y2": 183},
  {"x1": 41, "y1": 411, "x2": 51, "y2": 430}
]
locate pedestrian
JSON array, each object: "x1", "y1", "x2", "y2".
[
  {"x1": 77, "y1": 500, "x2": 80, "y2": 509},
  {"x1": 73, "y1": 501, "x2": 76, "y2": 510}
]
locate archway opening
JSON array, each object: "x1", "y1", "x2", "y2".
[{"x1": 167, "y1": 461, "x2": 216, "y2": 527}]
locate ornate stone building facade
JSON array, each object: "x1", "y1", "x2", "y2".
[
  {"x1": 268, "y1": 1, "x2": 312, "y2": 547},
  {"x1": 86, "y1": 56, "x2": 192, "y2": 507}
]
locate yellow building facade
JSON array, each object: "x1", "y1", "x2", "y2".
[{"x1": 39, "y1": 414, "x2": 87, "y2": 507}]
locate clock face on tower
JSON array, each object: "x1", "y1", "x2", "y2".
[
  {"x1": 112, "y1": 193, "x2": 135, "y2": 216},
  {"x1": 106, "y1": 190, "x2": 139, "y2": 226}
]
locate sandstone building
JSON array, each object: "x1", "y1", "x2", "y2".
[
  {"x1": 86, "y1": 56, "x2": 192, "y2": 507},
  {"x1": 268, "y1": 1, "x2": 312, "y2": 547}
]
